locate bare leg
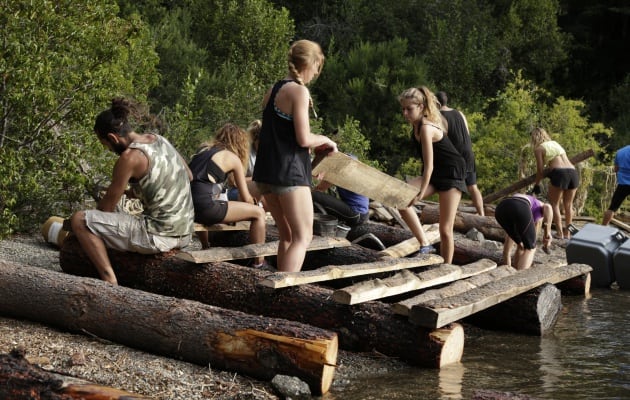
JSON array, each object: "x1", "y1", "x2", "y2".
[
  {"x1": 563, "y1": 188, "x2": 577, "y2": 237},
  {"x1": 502, "y1": 236, "x2": 514, "y2": 267},
  {"x1": 468, "y1": 184, "x2": 485, "y2": 216},
  {"x1": 70, "y1": 211, "x2": 117, "y2": 284},
  {"x1": 547, "y1": 185, "x2": 564, "y2": 238},
  {"x1": 437, "y1": 188, "x2": 462, "y2": 264},
  {"x1": 263, "y1": 193, "x2": 290, "y2": 267},
  {"x1": 603, "y1": 209, "x2": 615, "y2": 225},
  {"x1": 514, "y1": 247, "x2": 536, "y2": 270},
  {"x1": 223, "y1": 201, "x2": 267, "y2": 264},
  {"x1": 196, "y1": 231, "x2": 210, "y2": 249},
  {"x1": 399, "y1": 207, "x2": 430, "y2": 247}
]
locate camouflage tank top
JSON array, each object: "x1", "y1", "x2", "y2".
[{"x1": 128, "y1": 134, "x2": 194, "y2": 236}]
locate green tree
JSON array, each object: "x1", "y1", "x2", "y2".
[
  {"x1": 314, "y1": 39, "x2": 431, "y2": 174},
  {"x1": 0, "y1": 0, "x2": 158, "y2": 237},
  {"x1": 472, "y1": 72, "x2": 611, "y2": 217}
]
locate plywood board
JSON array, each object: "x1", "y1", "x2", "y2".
[{"x1": 312, "y1": 152, "x2": 420, "y2": 208}]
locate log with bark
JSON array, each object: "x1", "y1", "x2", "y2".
[
  {"x1": 464, "y1": 283, "x2": 562, "y2": 336},
  {"x1": 420, "y1": 205, "x2": 506, "y2": 241},
  {"x1": 0, "y1": 260, "x2": 338, "y2": 394},
  {"x1": 59, "y1": 235, "x2": 464, "y2": 368},
  {"x1": 0, "y1": 348, "x2": 149, "y2": 399}
]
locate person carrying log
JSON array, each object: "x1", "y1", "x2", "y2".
[
  {"x1": 397, "y1": 86, "x2": 466, "y2": 263},
  {"x1": 188, "y1": 123, "x2": 268, "y2": 268},
  {"x1": 530, "y1": 127, "x2": 579, "y2": 239},
  {"x1": 495, "y1": 193, "x2": 553, "y2": 270},
  {"x1": 70, "y1": 98, "x2": 195, "y2": 285}
]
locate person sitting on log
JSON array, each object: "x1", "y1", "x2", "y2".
[
  {"x1": 495, "y1": 193, "x2": 553, "y2": 270},
  {"x1": 70, "y1": 98, "x2": 195, "y2": 285},
  {"x1": 188, "y1": 123, "x2": 268, "y2": 269}
]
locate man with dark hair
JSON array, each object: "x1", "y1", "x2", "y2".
[
  {"x1": 436, "y1": 91, "x2": 485, "y2": 216},
  {"x1": 603, "y1": 145, "x2": 630, "y2": 225}
]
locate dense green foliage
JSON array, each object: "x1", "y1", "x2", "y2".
[{"x1": 0, "y1": 0, "x2": 628, "y2": 237}]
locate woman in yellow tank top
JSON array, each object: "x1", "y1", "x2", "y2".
[{"x1": 530, "y1": 127, "x2": 579, "y2": 239}]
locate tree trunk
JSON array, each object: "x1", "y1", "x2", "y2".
[
  {"x1": 0, "y1": 260, "x2": 338, "y2": 394},
  {"x1": 465, "y1": 283, "x2": 562, "y2": 335},
  {"x1": 0, "y1": 349, "x2": 149, "y2": 399},
  {"x1": 59, "y1": 235, "x2": 464, "y2": 368},
  {"x1": 420, "y1": 205, "x2": 506, "y2": 241}
]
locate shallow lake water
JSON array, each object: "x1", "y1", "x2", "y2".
[{"x1": 324, "y1": 288, "x2": 630, "y2": 399}]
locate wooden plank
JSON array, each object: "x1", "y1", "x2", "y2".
[
  {"x1": 333, "y1": 258, "x2": 497, "y2": 305},
  {"x1": 176, "y1": 236, "x2": 351, "y2": 263},
  {"x1": 259, "y1": 254, "x2": 444, "y2": 289},
  {"x1": 408, "y1": 263, "x2": 593, "y2": 328},
  {"x1": 385, "y1": 206, "x2": 410, "y2": 230},
  {"x1": 610, "y1": 218, "x2": 630, "y2": 233},
  {"x1": 194, "y1": 221, "x2": 250, "y2": 232},
  {"x1": 311, "y1": 152, "x2": 420, "y2": 208},
  {"x1": 483, "y1": 149, "x2": 594, "y2": 203},
  {"x1": 393, "y1": 265, "x2": 515, "y2": 316},
  {"x1": 378, "y1": 224, "x2": 440, "y2": 258}
]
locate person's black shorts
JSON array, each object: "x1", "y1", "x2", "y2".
[
  {"x1": 548, "y1": 168, "x2": 579, "y2": 189},
  {"x1": 607, "y1": 184, "x2": 630, "y2": 212},
  {"x1": 495, "y1": 197, "x2": 537, "y2": 249},
  {"x1": 193, "y1": 198, "x2": 228, "y2": 225},
  {"x1": 465, "y1": 170, "x2": 477, "y2": 186}
]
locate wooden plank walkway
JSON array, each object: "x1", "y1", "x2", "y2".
[
  {"x1": 408, "y1": 263, "x2": 593, "y2": 328},
  {"x1": 259, "y1": 254, "x2": 443, "y2": 289},
  {"x1": 176, "y1": 236, "x2": 351, "y2": 263},
  {"x1": 333, "y1": 259, "x2": 497, "y2": 305}
]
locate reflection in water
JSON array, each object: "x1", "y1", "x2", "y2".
[
  {"x1": 325, "y1": 289, "x2": 629, "y2": 399},
  {"x1": 438, "y1": 363, "x2": 465, "y2": 400}
]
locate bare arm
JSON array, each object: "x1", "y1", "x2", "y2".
[
  {"x1": 533, "y1": 146, "x2": 546, "y2": 185},
  {"x1": 290, "y1": 84, "x2": 337, "y2": 151},
  {"x1": 99, "y1": 149, "x2": 147, "y2": 212},
  {"x1": 417, "y1": 123, "x2": 434, "y2": 199}
]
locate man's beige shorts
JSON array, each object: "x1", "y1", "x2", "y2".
[{"x1": 84, "y1": 210, "x2": 190, "y2": 253}]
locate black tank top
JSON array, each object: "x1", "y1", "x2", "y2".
[
  {"x1": 189, "y1": 146, "x2": 229, "y2": 199},
  {"x1": 252, "y1": 80, "x2": 312, "y2": 186},
  {"x1": 441, "y1": 109, "x2": 474, "y2": 172}
]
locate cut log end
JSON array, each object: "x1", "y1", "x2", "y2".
[{"x1": 434, "y1": 323, "x2": 465, "y2": 367}]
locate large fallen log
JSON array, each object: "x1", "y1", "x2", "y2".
[
  {"x1": 260, "y1": 254, "x2": 443, "y2": 289},
  {"x1": 333, "y1": 259, "x2": 497, "y2": 305},
  {"x1": 464, "y1": 283, "x2": 562, "y2": 335},
  {"x1": 0, "y1": 260, "x2": 338, "y2": 394},
  {"x1": 420, "y1": 206, "x2": 506, "y2": 241},
  {"x1": 408, "y1": 263, "x2": 593, "y2": 329},
  {"x1": 482, "y1": 149, "x2": 595, "y2": 204},
  {"x1": 59, "y1": 236, "x2": 464, "y2": 368},
  {"x1": 0, "y1": 349, "x2": 149, "y2": 399}
]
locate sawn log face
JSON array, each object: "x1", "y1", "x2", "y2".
[{"x1": 59, "y1": 235, "x2": 464, "y2": 368}]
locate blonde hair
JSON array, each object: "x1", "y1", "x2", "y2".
[
  {"x1": 530, "y1": 127, "x2": 551, "y2": 148},
  {"x1": 200, "y1": 123, "x2": 250, "y2": 170},
  {"x1": 287, "y1": 40, "x2": 325, "y2": 85},
  {"x1": 398, "y1": 86, "x2": 444, "y2": 129}
]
